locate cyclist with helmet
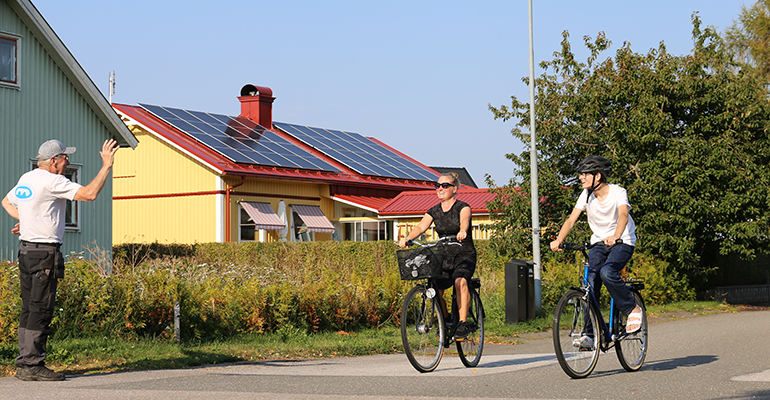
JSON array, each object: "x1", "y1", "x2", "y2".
[{"x1": 549, "y1": 155, "x2": 643, "y2": 348}]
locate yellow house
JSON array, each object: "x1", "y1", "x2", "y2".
[{"x1": 111, "y1": 84, "x2": 451, "y2": 244}]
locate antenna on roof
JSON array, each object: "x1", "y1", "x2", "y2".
[{"x1": 109, "y1": 70, "x2": 116, "y2": 104}]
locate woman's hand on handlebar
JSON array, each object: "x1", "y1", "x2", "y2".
[
  {"x1": 398, "y1": 238, "x2": 410, "y2": 248},
  {"x1": 456, "y1": 230, "x2": 466, "y2": 243}
]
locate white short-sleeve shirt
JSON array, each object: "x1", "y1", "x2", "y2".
[
  {"x1": 574, "y1": 184, "x2": 637, "y2": 246},
  {"x1": 6, "y1": 168, "x2": 81, "y2": 243}
]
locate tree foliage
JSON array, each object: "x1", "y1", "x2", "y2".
[
  {"x1": 724, "y1": 0, "x2": 770, "y2": 83},
  {"x1": 487, "y1": 15, "x2": 770, "y2": 282}
]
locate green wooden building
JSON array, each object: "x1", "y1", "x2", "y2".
[{"x1": 0, "y1": 0, "x2": 137, "y2": 260}]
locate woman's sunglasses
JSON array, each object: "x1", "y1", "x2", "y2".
[{"x1": 434, "y1": 182, "x2": 455, "y2": 189}]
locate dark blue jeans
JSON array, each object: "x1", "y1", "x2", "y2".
[{"x1": 587, "y1": 243, "x2": 636, "y2": 315}]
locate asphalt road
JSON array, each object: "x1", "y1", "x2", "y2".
[{"x1": 1, "y1": 310, "x2": 769, "y2": 400}]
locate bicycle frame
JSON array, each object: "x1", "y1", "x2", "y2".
[
  {"x1": 573, "y1": 244, "x2": 631, "y2": 352},
  {"x1": 553, "y1": 240, "x2": 648, "y2": 378},
  {"x1": 399, "y1": 238, "x2": 484, "y2": 372}
]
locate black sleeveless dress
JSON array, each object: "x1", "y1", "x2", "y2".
[{"x1": 427, "y1": 200, "x2": 477, "y2": 280}]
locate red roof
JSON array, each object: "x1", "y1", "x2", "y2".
[
  {"x1": 378, "y1": 189, "x2": 497, "y2": 216},
  {"x1": 113, "y1": 103, "x2": 437, "y2": 191},
  {"x1": 332, "y1": 194, "x2": 393, "y2": 211}
]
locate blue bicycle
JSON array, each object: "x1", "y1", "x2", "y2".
[{"x1": 552, "y1": 241, "x2": 648, "y2": 378}]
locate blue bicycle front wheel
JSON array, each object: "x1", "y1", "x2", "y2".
[{"x1": 553, "y1": 289, "x2": 601, "y2": 379}]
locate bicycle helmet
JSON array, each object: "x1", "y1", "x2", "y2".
[
  {"x1": 575, "y1": 155, "x2": 612, "y2": 178},
  {"x1": 576, "y1": 155, "x2": 612, "y2": 194}
]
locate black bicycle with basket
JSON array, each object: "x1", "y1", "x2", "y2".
[{"x1": 396, "y1": 237, "x2": 484, "y2": 373}]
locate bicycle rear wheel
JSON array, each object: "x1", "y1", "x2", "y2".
[
  {"x1": 553, "y1": 289, "x2": 600, "y2": 379},
  {"x1": 401, "y1": 284, "x2": 445, "y2": 373},
  {"x1": 457, "y1": 288, "x2": 484, "y2": 367},
  {"x1": 615, "y1": 291, "x2": 648, "y2": 372}
]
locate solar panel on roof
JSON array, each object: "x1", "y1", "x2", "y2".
[
  {"x1": 274, "y1": 122, "x2": 438, "y2": 181},
  {"x1": 139, "y1": 104, "x2": 338, "y2": 172}
]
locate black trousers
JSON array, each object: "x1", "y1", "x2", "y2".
[{"x1": 16, "y1": 241, "x2": 61, "y2": 368}]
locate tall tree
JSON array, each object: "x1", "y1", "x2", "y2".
[
  {"x1": 488, "y1": 15, "x2": 770, "y2": 284},
  {"x1": 724, "y1": 0, "x2": 770, "y2": 82}
]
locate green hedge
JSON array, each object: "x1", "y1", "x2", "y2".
[{"x1": 0, "y1": 241, "x2": 693, "y2": 344}]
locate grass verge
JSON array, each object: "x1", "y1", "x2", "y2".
[{"x1": 0, "y1": 301, "x2": 743, "y2": 377}]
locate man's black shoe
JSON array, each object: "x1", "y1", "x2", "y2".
[
  {"x1": 453, "y1": 321, "x2": 469, "y2": 341},
  {"x1": 15, "y1": 365, "x2": 65, "y2": 381}
]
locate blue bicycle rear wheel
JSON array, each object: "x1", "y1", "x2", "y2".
[{"x1": 615, "y1": 291, "x2": 648, "y2": 371}]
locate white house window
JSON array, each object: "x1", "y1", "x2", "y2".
[
  {"x1": 239, "y1": 207, "x2": 257, "y2": 241},
  {"x1": 238, "y1": 202, "x2": 286, "y2": 242},
  {"x1": 0, "y1": 32, "x2": 20, "y2": 88},
  {"x1": 31, "y1": 160, "x2": 81, "y2": 231},
  {"x1": 341, "y1": 220, "x2": 392, "y2": 241},
  {"x1": 63, "y1": 167, "x2": 80, "y2": 230}
]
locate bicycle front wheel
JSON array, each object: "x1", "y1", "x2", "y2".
[
  {"x1": 615, "y1": 291, "x2": 648, "y2": 372},
  {"x1": 401, "y1": 284, "x2": 445, "y2": 373},
  {"x1": 553, "y1": 289, "x2": 601, "y2": 379},
  {"x1": 457, "y1": 288, "x2": 484, "y2": 367}
]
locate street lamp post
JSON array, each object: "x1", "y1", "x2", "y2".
[{"x1": 527, "y1": 0, "x2": 541, "y2": 312}]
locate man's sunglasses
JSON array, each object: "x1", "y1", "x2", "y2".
[{"x1": 434, "y1": 182, "x2": 455, "y2": 189}]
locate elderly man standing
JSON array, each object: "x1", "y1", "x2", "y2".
[{"x1": 1, "y1": 139, "x2": 118, "y2": 381}]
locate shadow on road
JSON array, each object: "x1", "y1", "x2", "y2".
[
  {"x1": 640, "y1": 354, "x2": 718, "y2": 371},
  {"x1": 712, "y1": 389, "x2": 770, "y2": 399},
  {"x1": 480, "y1": 354, "x2": 555, "y2": 368}
]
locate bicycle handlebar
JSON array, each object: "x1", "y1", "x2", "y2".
[
  {"x1": 405, "y1": 236, "x2": 462, "y2": 248},
  {"x1": 559, "y1": 239, "x2": 623, "y2": 251}
]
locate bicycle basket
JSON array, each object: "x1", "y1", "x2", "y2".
[{"x1": 396, "y1": 246, "x2": 445, "y2": 280}]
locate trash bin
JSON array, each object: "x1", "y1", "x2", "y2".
[{"x1": 505, "y1": 259, "x2": 535, "y2": 323}]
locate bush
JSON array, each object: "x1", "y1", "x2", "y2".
[
  {"x1": 0, "y1": 240, "x2": 694, "y2": 345},
  {"x1": 540, "y1": 250, "x2": 696, "y2": 309}
]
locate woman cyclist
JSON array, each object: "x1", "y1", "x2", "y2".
[
  {"x1": 549, "y1": 155, "x2": 643, "y2": 348},
  {"x1": 398, "y1": 172, "x2": 476, "y2": 341}
]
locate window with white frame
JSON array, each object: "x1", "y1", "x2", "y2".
[
  {"x1": 239, "y1": 207, "x2": 256, "y2": 241},
  {"x1": 0, "y1": 32, "x2": 20, "y2": 88},
  {"x1": 341, "y1": 220, "x2": 392, "y2": 241},
  {"x1": 291, "y1": 209, "x2": 314, "y2": 242},
  {"x1": 32, "y1": 160, "x2": 81, "y2": 231}
]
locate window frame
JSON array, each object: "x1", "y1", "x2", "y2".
[
  {"x1": 30, "y1": 159, "x2": 82, "y2": 232},
  {"x1": 0, "y1": 30, "x2": 21, "y2": 90},
  {"x1": 340, "y1": 219, "x2": 392, "y2": 241},
  {"x1": 238, "y1": 206, "x2": 270, "y2": 242},
  {"x1": 290, "y1": 208, "x2": 314, "y2": 242}
]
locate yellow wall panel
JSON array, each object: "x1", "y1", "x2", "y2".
[
  {"x1": 113, "y1": 187, "x2": 218, "y2": 244},
  {"x1": 113, "y1": 127, "x2": 218, "y2": 197}
]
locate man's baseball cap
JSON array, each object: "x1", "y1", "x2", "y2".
[{"x1": 38, "y1": 140, "x2": 76, "y2": 160}]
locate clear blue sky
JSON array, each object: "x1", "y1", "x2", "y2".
[{"x1": 31, "y1": 0, "x2": 750, "y2": 187}]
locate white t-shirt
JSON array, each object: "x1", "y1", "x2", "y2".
[
  {"x1": 574, "y1": 184, "x2": 637, "y2": 246},
  {"x1": 6, "y1": 168, "x2": 81, "y2": 243}
]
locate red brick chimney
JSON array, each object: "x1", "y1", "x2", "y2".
[{"x1": 238, "y1": 84, "x2": 275, "y2": 128}]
